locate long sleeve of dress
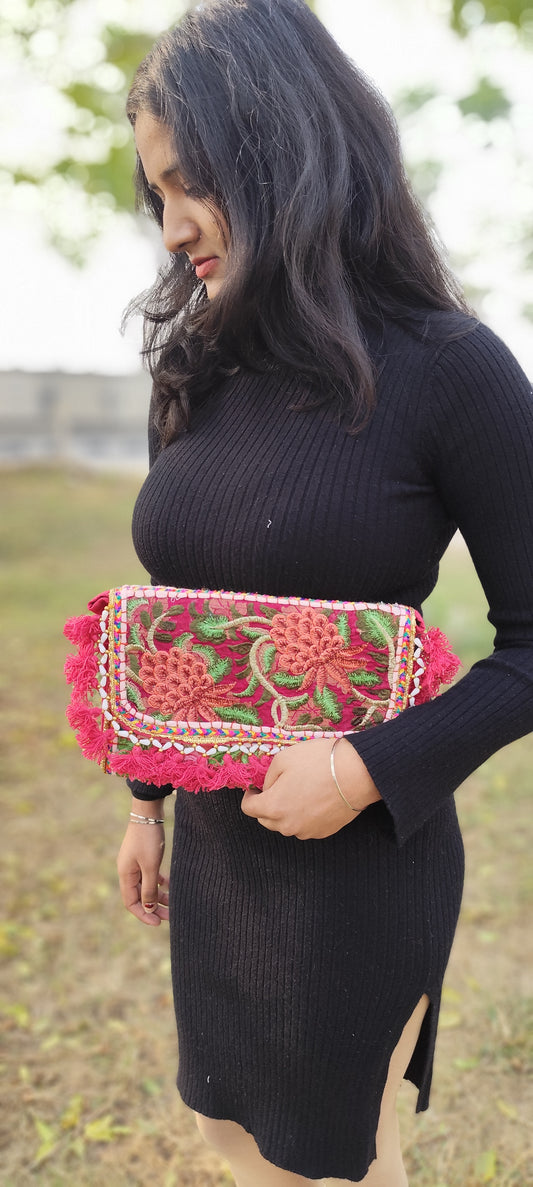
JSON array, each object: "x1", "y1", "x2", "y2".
[{"x1": 350, "y1": 324, "x2": 533, "y2": 845}]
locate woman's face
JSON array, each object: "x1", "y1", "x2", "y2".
[{"x1": 134, "y1": 112, "x2": 228, "y2": 299}]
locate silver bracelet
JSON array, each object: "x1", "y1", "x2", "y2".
[
  {"x1": 330, "y1": 738, "x2": 360, "y2": 813},
  {"x1": 129, "y1": 812, "x2": 165, "y2": 825}
]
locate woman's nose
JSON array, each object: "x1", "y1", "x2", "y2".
[{"x1": 162, "y1": 207, "x2": 199, "y2": 255}]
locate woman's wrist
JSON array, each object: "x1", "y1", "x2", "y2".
[
  {"x1": 332, "y1": 739, "x2": 381, "y2": 811},
  {"x1": 130, "y1": 796, "x2": 166, "y2": 817}
]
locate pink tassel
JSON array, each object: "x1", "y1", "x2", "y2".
[
  {"x1": 63, "y1": 613, "x2": 101, "y2": 647},
  {"x1": 64, "y1": 650, "x2": 100, "y2": 697},
  {"x1": 66, "y1": 701, "x2": 113, "y2": 764},
  {"x1": 418, "y1": 626, "x2": 461, "y2": 703},
  {"x1": 108, "y1": 746, "x2": 271, "y2": 792}
]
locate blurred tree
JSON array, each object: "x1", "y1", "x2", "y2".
[
  {"x1": 450, "y1": 0, "x2": 533, "y2": 36},
  {"x1": 0, "y1": 0, "x2": 529, "y2": 268}
]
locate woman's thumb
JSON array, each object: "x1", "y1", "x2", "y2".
[{"x1": 142, "y1": 885, "x2": 159, "y2": 913}]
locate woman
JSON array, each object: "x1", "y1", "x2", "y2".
[{"x1": 116, "y1": 1, "x2": 533, "y2": 1183}]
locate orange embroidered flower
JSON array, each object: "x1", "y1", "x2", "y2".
[
  {"x1": 139, "y1": 649, "x2": 235, "y2": 720},
  {"x1": 270, "y1": 608, "x2": 363, "y2": 693}
]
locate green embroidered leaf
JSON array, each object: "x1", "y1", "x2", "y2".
[
  {"x1": 348, "y1": 670, "x2": 382, "y2": 688},
  {"x1": 259, "y1": 605, "x2": 278, "y2": 620},
  {"x1": 129, "y1": 623, "x2": 143, "y2": 648},
  {"x1": 173, "y1": 632, "x2": 194, "y2": 649},
  {"x1": 129, "y1": 653, "x2": 140, "y2": 677},
  {"x1": 191, "y1": 644, "x2": 219, "y2": 666},
  {"x1": 241, "y1": 625, "x2": 268, "y2": 640},
  {"x1": 336, "y1": 612, "x2": 351, "y2": 645},
  {"x1": 286, "y1": 694, "x2": 309, "y2": 709},
  {"x1": 116, "y1": 737, "x2": 134, "y2": 753},
  {"x1": 262, "y1": 644, "x2": 276, "y2": 674},
  {"x1": 357, "y1": 610, "x2": 395, "y2": 647},
  {"x1": 158, "y1": 619, "x2": 179, "y2": 632},
  {"x1": 154, "y1": 631, "x2": 174, "y2": 643},
  {"x1": 152, "y1": 601, "x2": 163, "y2": 618},
  {"x1": 152, "y1": 711, "x2": 173, "y2": 722},
  {"x1": 208, "y1": 658, "x2": 233, "y2": 683},
  {"x1": 313, "y1": 686, "x2": 343, "y2": 725},
  {"x1": 296, "y1": 712, "x2": 324, "y2": 727},
  {"x1": 235, "y1": 675, "x2": 260, "y2": 697},
  {"x1": 140, "y1": 610, "x2": 152, "y2": 630},
  {"x1": 256, "y1": 687, "x2": 273, "y2": 707},
  {"x1": 216, "y1": 705, "x2": 261, "y2": 726},
  {"x1": 271, "y1": 671, "x2": 305, "y2": 689},
  {"x1": 196, "y1": 614, "x2": 231, "y2": 642},
  {"x1": 125, "y1": 597, "x2": 147, "y2": 612},
  {"x1": 126, "y1": 682, "x2": 144, "y2": 711}
]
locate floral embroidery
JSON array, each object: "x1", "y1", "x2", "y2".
[
  {"x1": 139, "y1": 649, "x2": 236, "y2": 720},
  {"x1": 270, "y1": 608, "x2": 364, "y2": 693}
]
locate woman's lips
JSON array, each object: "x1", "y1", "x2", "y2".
[{"x1": 193, "y1": 257, "x2": 219, "y2": 280}]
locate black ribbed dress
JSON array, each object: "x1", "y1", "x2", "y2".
[{"x1": 128, "y1": 313, "x2": 533, "y2": 1181}]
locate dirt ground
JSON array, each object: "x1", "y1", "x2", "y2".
[{"x1": 1, "y1": 467, "x2": 531, "y2": 1186}]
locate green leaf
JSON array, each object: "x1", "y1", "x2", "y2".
[
  {"x1": 196, "y1": 614, "x2": 231, "y2": 642},
  {"x1": 348, "y1": 670, "x2": 381, "y2": 688},
  {"x1": 129, "y1": 653, "x2": 139, "y2": 677},
  {"x1": 159, "y1": 619, "x2": 180, "y2": 632},
  {"x1": 124, "y1": 598, "x2": 147, "y2": 613},
  {"x1": 271, "y1": 671, "x2": 305, "y2": 689},
  {"x1": 262, "y1": 643, "x2": 276, "y2": 673},
  {"x1": 126, "y1": 682, "x2": 144, "y2": 711},
  {"x1": 256, "y1": 687, "x2": 273, "y2": 707},
  {"x1": 154, "y1": 632, "x2": 173, "y2": 643},
  {"x1": 174, "y1": 632, "x2": 194, "y2": 649},
  {"x1": 313, "y1": 686, "x2": 343, "y2": 725},
  {"x1": 152, "y1": 601, "x2": 163, "y2": 618},
  {"x1": 296, "y1": 712, "x2": 324, "y2": 727},
  {"x1": 336, "y1": 612, "x2": 351, "y2": 645},
  {"x1": 357, "y1": 610, "x2": 395, "y2": 647},
  {"x1": 235, "y1": 674, "x2": 260, "y2": 697},
  {"x1": 208, "y1": 657, "x2": 233, "y2": 683},
  {"x1": 129, "y1": 623, "x2": 142, "y2": 647},
  {"x1": 191, "y1": 644, "x2": 219, "y2": 666},
  {"x1": 116, "y1": 737, "x2": 133, "y2": 753},
  {"x1": 241, "y1": 625, "x2": 268, "y2": 640},
  {"x1": 458, "y1": 77, "x2": 512, "y2": 122},
  {"x1": 140, "y1": 610, "x2": 151, "y2": 630},
  {"x1": 83, "y1": 1114, "x2": 131, "y2": 1143},
  {"x1": 474, "y1": 1149, "x2": 497, "y2": 1182},
  {"x1": 216, "y1": 705, "x2": 261, "y2": 726},
  {"x1": 259, "y1": 605, "x2": 278, "y2": 620},
  {"x1": 286, "y1": 694, "x2": 309, "y2": 709}
]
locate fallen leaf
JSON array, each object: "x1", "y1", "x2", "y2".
[{"x1": 474, "y1": 1148, "x2": 497, "y2": 1182}]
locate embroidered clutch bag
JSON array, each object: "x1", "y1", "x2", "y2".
[{"x1": 64, "y1": 584, "x2": 460, "y2": 792}]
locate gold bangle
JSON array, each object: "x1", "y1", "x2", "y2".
[{"x1": 330, "y1": 738, "x2": 361, "y2": 813}]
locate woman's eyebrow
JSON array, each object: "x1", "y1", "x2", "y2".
[{"x1": 148, "y1": 163, "x2": 184, "y2": 190}]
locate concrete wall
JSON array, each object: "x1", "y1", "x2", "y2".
[{"x1": 0, "y1": 370, "x2": 151, "y2": 469}]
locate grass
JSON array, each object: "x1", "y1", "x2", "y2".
[{"x1": 0, "y1": 466, "x2": 531, "y2": 1187}]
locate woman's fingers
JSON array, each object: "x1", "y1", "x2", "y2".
[{"x1": 117, "y1": 828, "x2": 169, "y2": 926}]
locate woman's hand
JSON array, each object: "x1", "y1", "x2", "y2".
[
  {"x1": 117, "y1": 799, "x2": 170, "y2": 926},
  {"x1": 241, "y1": 738, "x2": 381, "y2": 840}
]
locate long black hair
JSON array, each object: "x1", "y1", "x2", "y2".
[{"x1": 127, "y1": 0, "x2": 470, "y2": 444}]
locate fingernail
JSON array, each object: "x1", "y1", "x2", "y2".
[{"x1": 143, "y1": 903, "x2": 156, "y2": 912}]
